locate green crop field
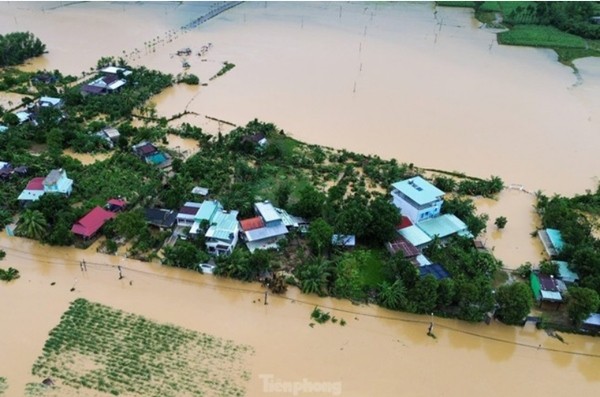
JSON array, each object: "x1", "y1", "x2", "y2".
[
  {"x1": 29, "y1": 299, "x2": 254, "y2": 396},
  {"x1": 498, "y1": 25, "x2": 587, "y2": 49}
]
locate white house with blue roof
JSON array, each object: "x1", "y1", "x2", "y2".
[{"x1": 391, "y1": 176, "x2": 445, "y2": 223}]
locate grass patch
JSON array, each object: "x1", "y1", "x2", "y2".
[
  {"x1": 31, "y1": 298, "x2": 254, "y2": 397},
  {"x1": 355, "y1": 249, "x2": 386, "y2": 289},
  {"x1": 498, "y1": 25, "x2": 587, "y2": 49}
]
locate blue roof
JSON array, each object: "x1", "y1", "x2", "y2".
[
  {"x1": 417, "y1": 214, "x2": 471, "y2": 239},
  {"x1": 555, "y1": 261, "x2": 579, "y2": 283},
  {"x1": 419, "y1": 263, "x2": 450, "y2": 280},
  {"x1": 546, "y1": 229, "x2": 564, "y2": 252},
  {"x1": 206, "y1": 210, "x2": 239, "y2": 241},
  {"x1": 196, "y1": 200, "x2": 222, "y2": 222},
  {"x1": 391, "y1": 176, "x2": 444, "y2": 205}
]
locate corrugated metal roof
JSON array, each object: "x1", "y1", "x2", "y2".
[
  {"x1": 255, "y1": 201, "x2": 280, "y2": 223},
  {"x1": 419, "y1": 264, "x2": 450, "y2": 280},
  {"x1": 196, "y1": 200, "x2": 222, "y2": 222},
  {"x1": 584, "y1": 313, "x2": 600, "y2": 326},
  {"x1": 398, "y1": 225, "x2": 432, "y2": 247},
  {"x1": 244, "y1": 223, "x2": 288, "y2": 242},
  {"x1": 417, "y1": 214, "x2": 470, "y2": 239},
  {"x1": 240, "y1": 216, "x2": 265, "y2": 231},
  {"x1": 555, "y1": 261, "x2": 579, "y2": 283},
  {"x1": 391, "y1": 176, "x2": 444, "y2": 205},
  {"x1": 546, "y1": 229, "x2": 565, "y2": 252}
]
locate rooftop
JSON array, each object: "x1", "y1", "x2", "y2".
[
  {"x1": 145, "y1": 208, "x2": 177, "y2": 228},
  {"x1": 419, "y1": 264, "x2": 451, "y2": 280},
  {"x1": 25, "y1": 177, "x2": 45, "y2": 191},
  {"x1": 71, "y1": 206, "x2": 116, "y2": 238},
  {"x1": 398, "y1": 225, "x2": 432, "y2": 247},
  {"x1": 386, "y1": 236, "x2": 419, "y2": 258},
  {"x1": 196, "y1": 200, "x2": 222, "y2": 222},
  {"x1": 244, "y1": 223, "x2": 288, "y2": 242},
  {"x1": 417, "y1": 214, "x2": 471, "y2": 239},
  {"x1": 206, "y1": 210, "x2": 239, "y2": 241},
  {"x1": 240, "y1": 216, "x2": 265, "y2": 232},
  {"x1": 391, "y1": 176, "x2": 444, "y2": 205},
  {"x1": 255, "y1": 201, "x2": 281, "y2": 223},
  {"x1": 555, "y1": 261, "x2": 579, "y2": 283}
]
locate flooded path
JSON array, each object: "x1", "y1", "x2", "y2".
[{"x1": 1, "y1": 235, "x2": 599, "y2": 396}]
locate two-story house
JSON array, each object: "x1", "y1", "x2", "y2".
[{"x1": 391, "y1": 176, "x2": 444, "y2": 224}]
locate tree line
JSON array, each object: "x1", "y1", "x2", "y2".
[{"x1": 0, "y1": 32, "x2": 46, "y2": 67}]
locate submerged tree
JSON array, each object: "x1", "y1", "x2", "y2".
[{"x1": 0, "y1": 32, "x2": 46, "y2": 67}]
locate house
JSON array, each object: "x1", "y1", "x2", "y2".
[
  {"x1": 554, "y1": 261, "x2": 579, "y2": 284},
  {"x1": 189, "y1": 200, "x2": 223, "y2": 234},
  {"x1": 38, "y1": 96, "x2": 63, "y2": 108},
  {"x1": 530, "y1": 271, "x2": 563, "y2": 307},
  {"x1": 106, "y1": 198, "x2": 126, "y2": 212},
  {"x1": 538, "y1": 228, "x2": 564, "y2": 258},
  {"x1": 71, "y1": 206, "x2": 116, "y2": 239},
  {"x1": 241, "y1": 132, "x2": 268, "y2": 148},
  {"x1": 132, "y1": 141, "x2": 171, "y2": 168},
  {"x1": 398, "y1": 225, "x2": 432, "y2": 248},
  {"x1": 31, "y1": 72, "x2": 57, "y2": 85},
  {"x1": 177, "y1": 202, "x2": 203, "y2": 227},
  {"x1": 332, "y1": 234, "x2": 356, "y2": 248},
  {"x1": 81, "y1": 67, "x2": 131, "y2": 96},
  {"x1": 15, "y1": 111, "x2": 32, "y2": 125},
  {"x1": 43, "y1": 169, "x2": 73, "y2": 195},
  {"x1": 205, "y1": 210, "x2": 240, "y2": 256},
  {"x1": 416, "y1": 214, "x2": 472, "y2": 241},
  {"x1": 582, "y1": 313, "x2": 600, "y2": 334},
  {"x1": 386, "y1": 236, "x2": 420, "y2": 259},
  {"x1": 95, "y1": 127, "x2": 120, "y2": 148},
  {"x1": 17, "y1": 169, "x2": 73, "y2": 204},
  {"x1": 17, "y1": 177, "x2": 45, "y2": 203},
  {"x1": 240, "y1": 201, "x2": 289, "y2": 253},
  {"x1": 419, "y1": 263, "x2": 451, "y2": 280},
  {"x1": 191, "y1": 186, "x2": 209, "y2": 196},
  {"x1": 145, "y1": 208, "x2": 177, "y2": 229},
  {"x1": 391, "y1": 176, "x2": 444, "y2": 223}
]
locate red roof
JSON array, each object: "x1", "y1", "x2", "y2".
[
  {"x1": 25, "y1": 177, "x2": 45, "y2": 191},
  {"x1": 71, "y1": 207, "x2": 116, "y2": 238},
  {"x1": 397, "y1": 216, "x2": 413, "y2": 230},
  {"x1": 107, "y1": 198, "x2": 126, "y2": 208},
  {"x1": 240, "y1": 216, "x2": 265, "y2": 231}
]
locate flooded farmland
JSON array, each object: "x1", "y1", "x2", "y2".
[{"x1": 1, "y1": 2, "x2": 600, "y2": 396}]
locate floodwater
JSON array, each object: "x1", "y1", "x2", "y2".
[
  {"x1": 62, "y1": 148, "x2": 110, "y2": 165},
  {"x1": 1, "y1": 2, "x2": 600, "y2": 395},
  {"x1": 1, "y1": 235, "x2": 599, "y2": 397}
]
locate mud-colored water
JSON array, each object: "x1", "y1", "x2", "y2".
[
  {"x1": 62, "y1": 148, "x2": 110, "y2": 166},
  {"x1": 1, "y1": 236, "x2": 599, "y2": 396},
  {"x1": 1, "y1": 3, "x2": 600, "y2": 395}
]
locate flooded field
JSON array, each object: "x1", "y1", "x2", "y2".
[
  {"x1": 1, "y1": 2, "x2": 600, "y2": 395},
  {"x1": 1, "y1": 235, "x2": 599, "y2": 396}
]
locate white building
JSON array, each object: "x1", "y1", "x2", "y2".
[{"x1": 391, "y1": 176, "x2": 445, "y2": 224}]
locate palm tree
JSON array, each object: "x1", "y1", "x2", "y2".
[
  {"x1": 298, "y1": 259, "x2": 330, "y2": 296},
  {"x1": 16, "y1": 210, "x2": 48, "y2": 240},
  {"x1": 377, "y1": 279, "x2": 407, "y2": 310}
]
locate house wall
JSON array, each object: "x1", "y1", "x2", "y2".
[
  {"x1": 391, "y1": 190, "x2": 442, "y2": 223},
  {"x1": 206, "y1": 230, "x2": 239, "y2": 256}
]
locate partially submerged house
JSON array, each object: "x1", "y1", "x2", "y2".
[
  {"x1": 555, "y1": 261, "x2": 579, "y2": 284},
  {"x1": 95, "y1": 127, "x2": 120, "y2": 148},
  {"x1": 582, "y1": 313, "x2": 600, "y2": 334},
  {"x1": 18, "y1": 169, "x2": 73, "y2": 205},
  {"x1": 391, "y1": 176, "x2": 444, "y2": 224},
  {"x1": 530, "y1": 271, "x2": 563, "y2": 308},
  {"x1": 132, "y1": 141, "x2": 171, "y2": 168},
  {"x1": 71, "y1": 206, "x2": 116, "y2": 239},
  {"x1": 240, "y1": 201, "x2": 289, "y2": 253},
  {"x1": 538, "y1": 228, "x2": 564, "y2": 258},
  {"x1": 81, "y1": 67, "x2": 131, "y2": 96}
]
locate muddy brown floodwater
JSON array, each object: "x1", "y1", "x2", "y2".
[
  {"x1": 1, "y1": 2, "x2": 600, "y2": 395},
  {"x1": 1, "y1": 235, "x2": 599, "y2": 397}
]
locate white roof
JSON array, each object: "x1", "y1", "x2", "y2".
[
  {"x1": 15, "y1": 111, "x2": 31, "y2": 123},
  {"x1": 191, "y1": 186, "x2": 209, "y2": 196},
  {"x1": 107, "y1": 80, "x2": 126, "y2": 91},
  {"x1": 101, "y1": 66, "x2": 132, "y2": 76},
  {"x1": 255, "y1": 201, "x2": 281, "y2": 223},
  {"x1": 415, "y1": 254, "x2": 431, "y2": 267},
  {"x1": 398, "y1": 225, "x2": 432, "y2": 247},
  {"x1": 391, "y1": 176, "x2": 444, "y2": 205},
  {"x1": 584, "y1": 313, "x2": 600, "y2": 326},
  {"x1": 39, "y1": 96, "x2": 62, "y2": 106},
  {"x1": 540, "y1": 290, "x2": 563, "y2": 302}
]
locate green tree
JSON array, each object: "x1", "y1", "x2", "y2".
[
  {"x1": 0, "y1": 209, "x2": 13, "y2": 231},
  {"x1": 275, "y1": 182, "x2": 292, "y2": 209},
  {"x1": 332, "y1": 255, "x2": 364, "y2": 301},
  {"x1": 567, "y1": 286, "x2": 600, "y2": 326},
  {"x1": 292, "y1": 185, "x2": 326, "y2": 220},
  {"x1": 437, "y1": 278, "x2": 456, "y2": 308},
  {"x1": 296, "y1": 258, "x2": 330, "y2": 296},
  {"x1": 45, "y1": 219, "x2": 74, "y2": 246},
  {"x1": 15, "y1": 209, "x2": 48, "y2": 240},
  {"x1": 377, "y1": 279, "x2": 407, "y2": 310},
  {"x1": 413, "y1": 275, "x2": 439, "y2": 314},
  {"x1": 308, "y1": 218, "x2": 333, "y2": 256},
  {"x1": 365, "y1": 195, "x2": 401, "y2": 245},
  {"x1": 539, "y1": 260, "x2": 559, "y2": 277},
  {"x1": 162, "y1": 240, "x2": 205, "y2": 270},
  {"x1": 113, "y1": 209, "x2": 146, "y2": 240},
  {"x1": 495, "y1": 282, "x2": 532, "y2": 325},
  {"x1": 494, "y1": 216, "x2": 508, "y2": 229}
]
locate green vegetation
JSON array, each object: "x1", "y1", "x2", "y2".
[
  {"x1": 0, "y1": 376, "x2": 7, "y2": 395},
  {"x1": 495, "y1": 282, "x2": 533, "y2": 325},
  {"x1": 31, "y1": 298, "x2": 253, "y2": 397},
  {"x1": 177, "y1": 73, "x2": 199, "y2": 85},
  {"x1": 0, "y1": 32, "x2": 46, "y2": 67},
  {"x1": 494, "y1": 216, "x2": 507, "y2": 229},
  {"x1": 438, "y1": 1, "x2": 600, "y2": 66},
  {"x1": 210, "y1": 61, "x2": 236, "y2": 80},
  {"x1": 566, "y1": 286, "x2": 600, "y2": 326},
  {"x1": 0, "y1": 267, "x2": 20, "y2": 282}
]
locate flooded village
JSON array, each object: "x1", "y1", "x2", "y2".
[{"x1": 1, "y1": 2, "x2": 600, "y2": 397}]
